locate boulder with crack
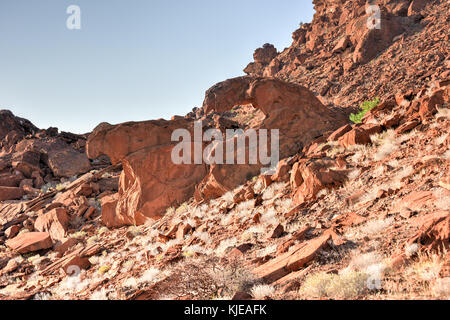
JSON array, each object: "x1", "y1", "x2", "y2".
[{"x1": 87, "y1": 77, "x2": 348, "y2": 226}]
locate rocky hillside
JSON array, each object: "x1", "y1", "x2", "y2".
[
  {"x1": 0, "y1": 0, "x2": 448, "y2": 300},
  {"x1": 245, "y1": 0, "x2": 449, "y2": 111}
]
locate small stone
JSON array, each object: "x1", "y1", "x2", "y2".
[
  {"x1": 5, "y1": 225, "x2": 21, "y2": 239},
  {"x1": 270, "y1": 224, "x2": 284, "y2": 239}
]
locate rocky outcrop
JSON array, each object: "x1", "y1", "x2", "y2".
[
  {"x1": 197, "y1": 76, "x2": 349, "y2": 200},
  {"x1": 346, "y1": 10, "x2": 405, "y2": 64},
  {"x1": 244, "y1": 44, "x2": 278, "y2": 77},
  {"x1": 1, "y1": 0, "x2": 449, "y2": 302},
  {"x1": 203, "y1": 77, "x2": 349, "y2": 157},
  {"x1": 0, "y1": 110, "x2": 38, "y2": 142},
  {"x1": 34, "y1": 208, "x2": 70, "y2": 241},
  {"x1": 87, "y1": 119, "x2": 208, "y2": 226},
  {"x1": 292, "y1": 159, "x2": 348, "y2": 206},
  {"x1": 87, "y1": 77, "x2": 348, "y2": 226},
  {"x1": 0, "y1": 110, "x2": 94, "y2": 191},
  {"x1": 250, "y1": 0, "x2": 448, "y2": 115}
]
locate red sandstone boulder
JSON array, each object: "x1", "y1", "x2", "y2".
[
  {"x1": 88, "y1": 120, "x2": 207, "y2": 226},
  {"x1": 118, "y1": 144, "x2": 206, "y2": 224},
  {"x1": 271, "y1": 158, "x2": 291, "y2": 183},
  {"x1": 293, "y1": 159, "x2": 348, "y2": 205},
  {"x1": 347, "y1": 11, "x2": 405, "y2": 65},
  {"x1": 253, "y1": 234, "x2": 331, "y2": 283},
  {"x1": 88, "y1": 77, "x2": 347, "y2": 226},
  {"x1": 5, "y1": 225, "x2": 21, "y2": 239},
  {"x1": 327, "y1": 124, "x2": 353, "y2": 142},
  {"x1": 203, "y1": 77, "x2": 348, "y2": 157},
  {"x1": 0, "y1": 172, "x2": 23, "y2": 188},
  {"x1": 6, "y1": 232, "x2": 53, "y2": 254},
  {"x1": 290, "y1": 162, "x2": 304, "y2": 190},
  {"x1": 101, "y1": 193, "x2": 125, "y2": 228},
  {"x1": 0, "y1": 186, "x2": 24, "y2": 201},
  {"x1": 47, "y1": 148, "x2": 91, "y2": 178},
  {"x1": 244, "y1": 44, "x2": 278, "y2": 77},
  {"x1": 0, "y1": 110, "x2": 38, "y2": 141},
  {"x1": 195, "y1": 162, "x2": 259, "y2": 202},
  {"x1": 34, "y1": 208, "x2": 70, "y2": 241},
  {"x1": 338, "y1": 128, "x2": 371, "y2": 148}
]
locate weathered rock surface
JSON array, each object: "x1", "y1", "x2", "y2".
[
  {"x1": 47, "y1": 148, "x2": 91, "y2": 178},
  {"x1": 253, "y1": 234, "x2": 331, "y2": 283},
  {"x1": 34, "y1": 208, "x2": 70, "y2": 241},
  {"x1": 0, "y1": 186, "x2": 24, "y2": 201},
  {"x1": 88, "y1": 77, "x2": 347, "y2": 225},
  {"x1": 88, "y1": 119, "x2": 208, "y2": 225},
  {"x1": 0, "y1": 109, "x2": 96, "y2": 195},
  {"x1": 1, "y1": 0, "x2": 449, "y2": 302},
  {"x1": 244, "y1": 43, "x2": 278, "y2": 77},
  {"x1": 0, "y1": 110, "x2": 38, "y2": 141},
  {"x1": 292, "y1": 159, "x2": 348, "y2": 205},
  {"x1": 203, "y1": 77, "x2": 348, "y2": 157},
  {"x1": 6, "y1": 232, "x2": 53, "y2": 254}
]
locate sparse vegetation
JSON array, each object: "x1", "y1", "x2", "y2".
[
  {"x1": 98, "y1": 265, "x2": 111, "y2": 275},
  {"x1": 1, "y1": 0, "x2": 449, "y2": 303},
  {"x1": 300, "y1": 271, "x2": 371, "y2": 299},
  {"x1": 251, "y1": 284, "x2": 275, "y2": 299},
  {"x1": 350, "y1": 97, "x2": 380, "y2": 124}
]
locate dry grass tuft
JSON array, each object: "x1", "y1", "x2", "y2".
[
  {"x1": 300, "y1": 271, "x2": 370, "y2": 299},
  {"x1": 251, "y1": 284, "x2": 275, "y2": 299}
]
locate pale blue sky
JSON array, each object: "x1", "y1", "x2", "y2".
[{"x1": 0, "y1": 0, "x2": 314, "y2": 133}]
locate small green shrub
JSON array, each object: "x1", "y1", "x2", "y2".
[{"x1": 350, "y1": 97, "x2": 380, "y2": 124}]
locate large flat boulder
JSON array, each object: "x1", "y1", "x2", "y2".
[
  {"x1": 6, "y1": 232, "x2": 53, "y2": 254},
  {"x1": 252, "y1": 234, "x2": 331, "y2": 283},
  {"x1": 47, "y1": 148, "x2": 91, "y2": 178}
]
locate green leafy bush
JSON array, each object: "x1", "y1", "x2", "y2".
[{"x1": 350, "y1": 97, "x2": 380, "y2": 124}]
